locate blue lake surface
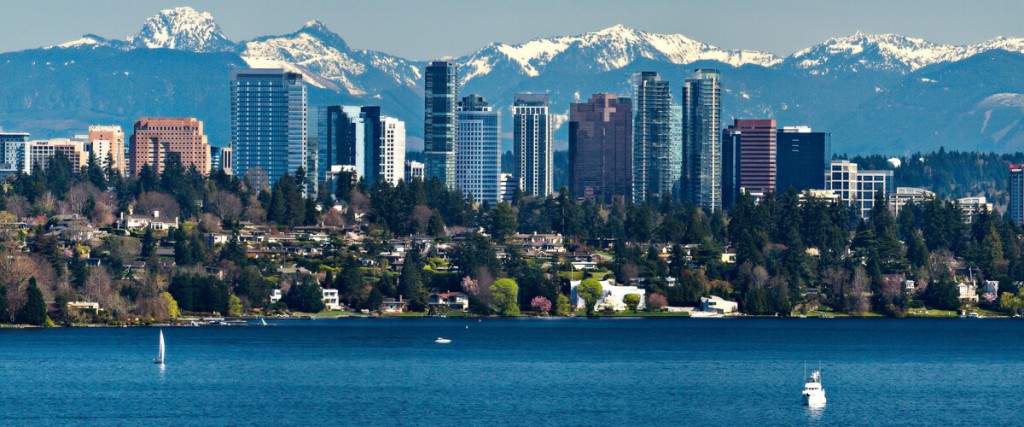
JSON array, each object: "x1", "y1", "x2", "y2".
[{"x1": 1, "y1": 318, "x2": 1022, "y2": 426}]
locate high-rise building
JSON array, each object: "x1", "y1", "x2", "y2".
[
  {"x1": 210, "y1": 146, "x2": 232, "y2": 174},
  {"x1": 776, "y1": 126, "x2": 830, "y2": 192},
  {"x1": 87, "y1": 125, "x2": 126, "y2": 176},
  {"x1": 456, "y1": 94, "x2": 501, "y2": 204},
  {"x1": 682, "y1": 68, "x2": 722, "y2": 211},
  {"x1": 317, "y1": 106, "x2": 403, "y2": 187},
  {"x1": 631, "y1": 72, "x2": 674, "y2": 203},
  {"x1": 888, "y1": 187, "x2": 935, "y2": 218},
  {"x1": 405, "y1": 161, "x2": 424, "y2": 181},
  {"x1": 722, "y1": 119, "x2": 777, "y2": 208},
  {"x1": 230, "y1": 68, "x2": 307, "y2": 190},
  {"x1": 500, "y1": 173, "x2": 516, "y2": 202},
  {"x1": 513, "y1": 93, "x2": 553, "y2": 197},
  {"x1": 26, "y1": 139, "x2": 88, "y2": 175},
  {"x1": 568, "y1": 93, "x2": 632, "y2": 202},
  {"x1": 1010, "y1": 164, "x2": 1024, "y2": 224},
  {"x1": 318, "y1": 106, "x2": 367, "y2": 184},
  {"x1": 424, "y1": 61, "x2": 458, "y2": 188},
  {"x1": 0, "y1": 128, "x2": 30, "y2": 171},
  {"x1": 827, "y1": 160, "x2": 894, "y2": 219},
  {"x1": 379, "y1": 116, "x2": 406, "y2": 186},
  {"x1": 129, "y1": 118, "x2": 211, "y2": 176}
]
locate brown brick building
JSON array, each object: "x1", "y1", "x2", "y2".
[{"x1": 129, "y1": 118, "x2": 211, "y2": 176}]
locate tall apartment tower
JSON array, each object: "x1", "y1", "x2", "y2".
[
  {"x1": 631, "y1": 72, "x2": 673, "y2": 203},
  {"x1": 722, "y1": 119, "x2": 777, "y2": 209},
  {"x1": 129, "y1": 118, "x2": 211, "y2": 176},
  {"x1": 87, "y1": 125, "x2": 126, "y2": 176},
  {"x1": 776, "y1": 126, "x2": 831, "y2": 193},
  {"x1": 230, "y1": 68, "x2": 307, "y2": 190},
  {"x1": 379, "y1": 116, "x2": 406, "y2": 186},
  {"x1": 513, "y1": 93, "x2": 553, "y2": 197},
  {"x1": 1011, "y1": 163, "x2": 1024, "y2": 225},
  {"x1": 568, "y1": 93, "x2": 633, "y2": 203},
  {"x1": 424, "y1": 61, "x2": 458, "y2": 188},
  {"x1": 682, "y1": 68, "x2": 722, "y2": 211},
  {"x1": 456, "y1": 94, "x2": 502, "y2": 203}
]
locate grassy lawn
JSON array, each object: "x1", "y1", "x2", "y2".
[
  {"x1": 588, "y1": 310, "x2": 691, "y2": 317},
  {"x1": 907, "y1": 308, "x2": 957, "y2": 318}
]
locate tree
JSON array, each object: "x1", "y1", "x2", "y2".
[
  {"x1": 530, "y1": 296, "x2": 552, "y2": 315},
  {"x1": 555, "y1": 294, "x2": 571, "y2": 316},
  {"x1": 488, "y1": 202, "x2": 517, "y2": 242},
  {"x1": 577, "y1": 279, "x2": 603, "y2": 317},
  {"x1": 285, "y1": 277, "x2": 325, "y2": 313},
  {"x1": 623, "y1": 293, "x2": 641, "y2": 312},
  {"x1": 924, "y1": 279, "x2": 961, "y2": 311},
  {"x1": 159, "y1": 292, "x2": 181, "y2": 319},
  {"x1": 19, "y1": 277, "x2": 47, "y2": 325},
  {"x1": 490, "y1": 278, "x2": 520, "y2": 316},
  {"x1": 646, "y1": 293, "x2": 668, "y2": 311},
  {"x1": 227, "y1": 294, "x2": 243, "y2": 317}
]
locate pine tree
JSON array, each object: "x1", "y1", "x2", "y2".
[{"x1": 19, "y1": 277, "x2": 47, "y2": 325}]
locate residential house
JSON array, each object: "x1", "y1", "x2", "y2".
[
  {"x1": 428, "y1": 292, "x2": 469, "y2": 312},
  {"x1": 322, "y1": 288, "x2": 341, "y2": 310},
  {"x1": 382, "y1": 297, "x2": 407, "y2": 313}
]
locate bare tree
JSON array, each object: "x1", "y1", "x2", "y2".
[
  {"x1": 207, "y1": 191, "x2": 242, "y2": 222},
  {"x1": 84, "y1": 267, "x2": 115, "y2": 307},
  {"x1": 91, "y1": 199, "x2": 116, "y2": 227},
  {"x1": 848, "y1": 266, "x2": 871, "y2": 314},
  {"x1": 66, "y1": 183, "x2": 100, "y2": 214},
  {"x1": 243, "y1": 167, "x2": 269, "y2": 192},
  {"x1": 5, "y1": 195, "x2": 28, "y2": 218},
  {"x1": 135, "y1": 191, "x2": 180, "y2": 219}
]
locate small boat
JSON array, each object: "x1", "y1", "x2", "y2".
[
  {"x1": 260, "y1": 317, "x2": 267, "y2": 326},
  {"x1": 154, "y1": 330, "x2": 165, "y2": 365},
  {"x1": 802, "y1": 369, "x2": 826, "y2": 407},
  {"x1": 435, "y1": 337, "x2": 452, "y2": 344}
]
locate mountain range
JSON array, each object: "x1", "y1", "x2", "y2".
[{"x1": 2, "y1": 6, "x2": 1024, "y2": 155}]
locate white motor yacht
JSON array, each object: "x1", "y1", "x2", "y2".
[{"x1": 802, "y1": 370, "x2": 826, "y2": 407}]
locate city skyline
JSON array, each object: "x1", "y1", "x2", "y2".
[{"x1": 2, "y1": 1, "x2": 1024, "y2": 60}]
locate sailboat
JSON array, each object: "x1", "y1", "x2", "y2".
[
  {"x1": 154, "y1": 330, "x2": 165, "y2": 365},
  {"x1": 261, "y1": 317, "x2": 267, "y2": 326}
]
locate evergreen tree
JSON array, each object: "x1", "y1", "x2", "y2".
[
  {"x1": 86, "y1": 152, "x2": 106, "y2": 189},
  {"x1": 19, "y1": 277, "x2": 47, "y2": 325}
]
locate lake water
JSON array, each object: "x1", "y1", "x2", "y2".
[{"x1": 0, "y1": 318, "x2": 1022, "y2": 426}]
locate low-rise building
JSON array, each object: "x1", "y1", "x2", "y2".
[
  {"x1": 958, "y1": 282, "x2": 979, "y2": 303},
  {"x1": 569, "y1": 279, "x2": 646, "y2": 311},
  {"x1": 322, "y1": 288, "x2": 341, "y2": 310},
  {"x1": 700, "y1": 295, "x2": 739, "y2": 314},
  {"x1": 119, "y1": 210, "x2": 179, "y2": 231},
  {"x1": 428, "y1": 292, "x2": 469, "y2": 312},
  {"x1": 382, "y1": 297, "x2": 407, "y2": 313}
]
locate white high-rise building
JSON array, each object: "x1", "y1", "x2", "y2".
[
  {"x1": 456, "y1": 94, "x2": 502, "y2": 203},
  {"x1": 380, "y1": 116, "x2": 406, "y2": 186},
  {"x1": 513, "y1": 93, "x2": 553, "y2": 197}
]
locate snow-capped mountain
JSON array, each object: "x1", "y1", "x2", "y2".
[
  {"x1": 458, "y1": 24, "x2": 781, "y2": 84},
  {"x1": 239, "y1": 20, "x2": 421, "y2": 93},
  {"x1": 128, "y1": 7, "x2": 234, "y2": 52},
  {"x1": 787, "y1": 32, "x2": 1024, "y2": 74},
  {"x1": 13, "y1": 6, "x2": 1024, "y2": 153}
]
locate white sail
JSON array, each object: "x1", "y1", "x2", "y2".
[{"x1": 155, "y1": 330, "x2": 165, "y2": 364}]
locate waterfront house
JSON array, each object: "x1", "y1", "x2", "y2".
[
  {"x1": 322, "y1": 288, "x2": 341, "y2": 310},
  {"x1": 569, "y1": 279, "x2": 646, "y2": 311},
  {"x1": 428, "y1": 292, "x2": 469, "y2": 312},
  {"x1": 700, "y1": 295, "x2": 739, "y2": 314},
  {"x1": 382, "y1": 297, "x2": 407, "y2": 313},
  {"x1": 270, "y1": 289, "x2": 283, "y2": 304},
  {"x1": 957, "y1": 282, "x2": 979, "y2": 303}
]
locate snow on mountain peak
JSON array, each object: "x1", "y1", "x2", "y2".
[
  {"x1": 460, "y1": 25, "x2": 781, "y2": 83},
  {"x1": 129, "y1": 6, "x2": 234, "y2": 52},
  {"x1": 789, "y1": 32, "x2": 1024, "y2": 74}
]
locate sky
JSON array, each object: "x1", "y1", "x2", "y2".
[{"x1": 1, "y1": 0, "x2": 1023, "y2": 59}]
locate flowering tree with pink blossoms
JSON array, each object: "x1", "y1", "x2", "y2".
[{"x1": 531, "y1": 296, "x2": 552, "y2": 315}]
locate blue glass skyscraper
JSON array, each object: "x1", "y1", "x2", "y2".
[{"x1": 230, "y1": 68, "x2": 307, "y2": 190}]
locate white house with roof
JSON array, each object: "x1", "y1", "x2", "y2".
[{"x1": 119, "y1": 210, "x2": 178, "y2": 231}]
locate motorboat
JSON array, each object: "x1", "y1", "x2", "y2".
[
  {"x1": 802, "y1": 370, "x2": 826, "y2": 407},
  {"x1": 435, "y1": 337, "x2": 452, "y2": 344}
]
